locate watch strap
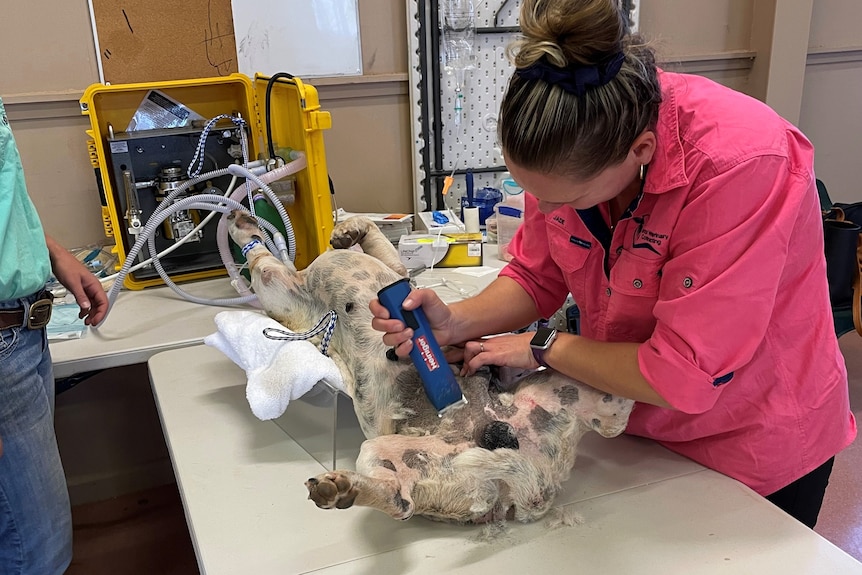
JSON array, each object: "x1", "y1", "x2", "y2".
[{"x1": 532, "y1": 345, "x2": 550, "y2": 368}]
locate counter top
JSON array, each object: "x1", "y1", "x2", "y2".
[{"x1": 49, "y1": 277, "x2": 242, "y2": 379}]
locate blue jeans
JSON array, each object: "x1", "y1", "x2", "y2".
[{"x1": 0, "y1": 289, "x2": 72, "y2": 575}]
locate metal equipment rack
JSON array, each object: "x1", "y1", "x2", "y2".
[{"x1": 407, "y1": 0, "x2": 639, "y2": 213}]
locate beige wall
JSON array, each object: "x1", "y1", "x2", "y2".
[
  {"x1": 799, "y1": 0, "x2": 862, "y2": 203},
  {"x1": 3, "y1": 1, "x2": 860, "y2": 503},
  {"x1": 4, "y1": 0, "x2": 860, "y2": 248}
]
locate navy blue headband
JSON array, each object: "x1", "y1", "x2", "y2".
[{"x1": 515, "y1": 52, "x2": 626, "y2": 96}]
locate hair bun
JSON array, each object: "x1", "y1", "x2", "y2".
[{"x1": 513, "y1": 0, "x2": 626, "y2": 69}]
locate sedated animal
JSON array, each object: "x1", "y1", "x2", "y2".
[{"x1": 227, "y1": 211, "x2": 634, "y2": 524}]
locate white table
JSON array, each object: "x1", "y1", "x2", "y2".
[
  {"x1": 48, "y1": 277, "x2": 242, "y2": 379},
  {"x1": 149, "y1": 346, "x2": 862, "y2": 575}
]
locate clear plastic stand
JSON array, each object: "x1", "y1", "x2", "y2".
[{"x1": 273, "y1": 381, "x2": 365, "y2": 470}]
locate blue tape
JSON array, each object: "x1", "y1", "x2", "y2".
[{"x1": 241, "y1": 239, "x2": 262, "y2": 257}]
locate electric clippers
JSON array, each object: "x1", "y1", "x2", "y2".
[{"x1": 377, "y1": 278, "x2": 467, "y2": 416}]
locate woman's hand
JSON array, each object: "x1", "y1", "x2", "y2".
[
  {"x1": 46, "y1": 236, "x2": 109, "y2": 326},
  {"x1": 459, "y1": 332, "x2": 539, "y2": 376},
  {"x1": 370, "y1": 287, "x2": 457, "y2": 357}
]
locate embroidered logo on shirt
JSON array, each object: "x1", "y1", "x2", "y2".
[
  {"x1": 631, "y1": 215, "x2": 666, "y2": 255},
  {"x1": 552, "y1": 215, "x2": 566, "y2": 226}
]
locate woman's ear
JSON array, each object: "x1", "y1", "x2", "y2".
[{"x1": 631, "y1": 130, "x2": 656, "y2": 166}]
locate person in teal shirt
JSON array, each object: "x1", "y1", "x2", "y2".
[{"x1": 0, "y1": 96, "x2": 108, "y2": 574}]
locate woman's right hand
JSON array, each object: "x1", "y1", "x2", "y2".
[{"x1": 370, "y1": 287, "x2": 456, "y2": 358}]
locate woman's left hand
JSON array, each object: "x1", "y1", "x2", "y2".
[{"x1": 460, "y1": 332, "x2": 539, "y2": 376}]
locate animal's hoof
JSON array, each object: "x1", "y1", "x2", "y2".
[{"x1": 305, "y1": 472, "x2": 358, "y2": 510}]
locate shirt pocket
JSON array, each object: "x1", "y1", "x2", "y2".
[
  {"x1": 545, "y1": 220, "x2": 591, "y2": 306},
  {"x1": 607, "y1": 250, "x2": 664, "y2": 341},
  {"x1": 546, "y1": 221, "x2": 591, "y2": 273},
  {"x1": 609, "y1": 249, "x2": 664, "y2": 297}
]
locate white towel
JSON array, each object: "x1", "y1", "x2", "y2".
[{"x1": 204, "y1": 310, "x2": 345, "y2": 420}]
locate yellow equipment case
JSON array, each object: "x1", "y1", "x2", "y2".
[{"x1": 80, "y1": 73, "x2": 334, "y2": 289}]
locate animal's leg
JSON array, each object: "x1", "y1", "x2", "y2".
[
  {"x1": 305, "y1": 469, "x2": 415, "y2": 520},
  {"x1": 330, "y1": 216, "x2": 408, "y2": 277},
  {"x1": 226, "y1": 210, "x2": 318, "y2": 329}
]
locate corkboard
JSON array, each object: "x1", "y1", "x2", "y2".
[{"x1": 92, "y1": 0, "x2": 239, "y2": 84}]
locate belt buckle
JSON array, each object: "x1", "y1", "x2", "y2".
[{"x1": 28, "y1": 297, "x2": 54, "y2": 329}]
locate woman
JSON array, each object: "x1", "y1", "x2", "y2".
[{"x1": 372, "y1": 0, "x2": 855, "y2": 528}]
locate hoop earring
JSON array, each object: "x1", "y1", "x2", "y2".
[{"x1": 639, "y1": 164, "x2": 647, "y2": 181}]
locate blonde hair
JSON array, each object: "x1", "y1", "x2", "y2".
[{"x1": 499, "y1": 0, "x2": 661, "y2": 179}]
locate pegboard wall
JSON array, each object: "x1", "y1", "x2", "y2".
[
  {"x1": 408, "y1": 0, "x2": 523, "y2": 214},
  {"x1": 407, "y1": 0, "x2": 639, "y2": 214}
]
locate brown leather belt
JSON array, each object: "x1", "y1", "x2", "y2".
[{"x1": 0, "y1": 291, "x2": 54, "y2": 330}]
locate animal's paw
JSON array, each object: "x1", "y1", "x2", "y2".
[
  {"x1": 305, "y1": 472, "x2": 359, "y2": 510},
  {"x1": 330, "y1": 216, "x2": 376, "y2": 249}
]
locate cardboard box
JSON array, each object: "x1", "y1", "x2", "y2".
[{"x1": 398, "y1": 233, "x2": 483, "y2": 269}]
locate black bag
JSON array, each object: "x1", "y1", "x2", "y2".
[{"x1": 818, "y1": 179, "x2": 862, "y2": 337}]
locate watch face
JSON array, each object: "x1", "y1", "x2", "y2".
[{"x1": 530, "y1": 327, "x2": 557, "y2": 349}]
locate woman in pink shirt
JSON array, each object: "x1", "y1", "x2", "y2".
[{"x1": 373, "y1": 0, "x2": 855, "y2": 527}]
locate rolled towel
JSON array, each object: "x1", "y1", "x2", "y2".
[{"x1": 204, "y1": 310, "x2": 345, "y2": 420}]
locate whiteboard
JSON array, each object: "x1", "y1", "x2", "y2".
[{"x1": 232, "y1": 0, "x2": 362, "y2": 78}]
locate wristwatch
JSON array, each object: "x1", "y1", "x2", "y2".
[{"x1": 530, "y1": 327, "x2": 557, "y2": 368}]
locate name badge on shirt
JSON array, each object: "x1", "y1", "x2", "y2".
[{"x1": 569, "y1": 235, "x2": 592, "y2": 250}]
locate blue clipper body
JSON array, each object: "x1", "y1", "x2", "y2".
[{"x1": 377, "y1": 278, "x2": 466, "y2": 415}]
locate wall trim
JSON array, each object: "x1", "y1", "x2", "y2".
[
  {"x1": 4, "y1": 98, "x2": 85, "y2": 121},
  {"x1": 315, "y1": 74, "x2": 409, "y2": 101},
  {"x1": 658, "y1": 50, "x2": 757, "y2": 74},
  {"x1": 807, "y1": 46, "x2": 862, "y2": 66},
  {"x1": 3, "y1": 90, "x2": 85, "y2": 105}
]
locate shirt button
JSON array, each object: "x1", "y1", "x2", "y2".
[
  {"x1": 683, "y1": 277, "x2": 693, "y2": 288},
  {"x1": 633, "y1": 279, "x2": 643, "y2": 289},
  {"x1": 606, "y1": 287, "x2": 612, "y2": 296}
]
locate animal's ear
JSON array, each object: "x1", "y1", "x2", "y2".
[{"x1": 335, "y1": 487, "x2": 359, "y2": 509}]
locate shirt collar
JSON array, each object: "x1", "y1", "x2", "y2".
[{"x1": 643, "y1": 71, "x2": 690, "y2": 195}]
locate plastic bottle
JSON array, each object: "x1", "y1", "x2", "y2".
[
  {"x1": 498, "y1": 172, "x2": 525, "y2": 211},
  {"x1": 495, "y1": 173, "x2": 525, "y2": 262}
]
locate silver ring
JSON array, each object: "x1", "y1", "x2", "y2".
[{"x1": 479, "y1": 342, "x2": 485, "y2": 353}]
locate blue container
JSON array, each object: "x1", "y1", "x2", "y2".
[
  {"x1": 461, "y1": 187, "x2": 503, "y2": 228},
  {"x1": 377, "y1": 278, "x2": 466, "y2": 415}
]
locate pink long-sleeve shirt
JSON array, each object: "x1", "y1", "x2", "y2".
[{"x1": 499, "y1": 71, "x2": 855, "y2": 495}]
